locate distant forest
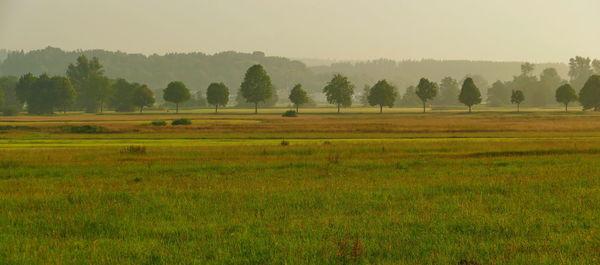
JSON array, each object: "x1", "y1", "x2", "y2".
[{"x1": 0, "y1": 47, "x2": 568, "y2": 103}]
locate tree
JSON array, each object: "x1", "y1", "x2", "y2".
[
  {"x1": 398, "y1": 86, "x2": 422, "y2": 107},
  {"x1": 593, "y1": 59, "x2": 600, "y2": 74},
  {"x1": 569, "y1": 56, "x2": 594, "y2": 91},
  {"x1": 0, "y1": 76, "x2": 19, "y2": 108},
  {"x1": 415, "y1": 78, "x2": 438, "y2": 113},
  {"x1": 132, "y1": 85, "x2": 155, "y2": 113},
  {"x1": 240, "y1": 64, "x2": 274, "y2": 114},
  {"x1": 511, "y1": 90, "x2": 525, "y2": 112},
  {"x1": 367, "y1": 80, "x2": 397, "y2": 113},
  {"x1": 487, "y1": 80, "x2": 511, "y2": 106},
  {"x1": 51, "y1": 76, "x2": 76, "y2": 114},
  {"x1": 555, "y1": 84, "x2": 578, "y2": 112},
  {"x1": 359, "y1": 85, "x2": 370, "y2": 107},
  {"x1": 521, "y1": 62, "x2": 535, "y2": 76},
  {"x1": 16, "y1": 73, "x2": 75, "y2": 115},
  {"x1": 537, "y1": 68, "x2": 563, "y2": 107},
  {"x1": 288, "y1": 84, "x2": 309, "y2": 112},
  {"x1": 323, "y1": 74, "x2": 354, "y2": 113},
  {"x1": 163, "y1": 81, "x2": 191, "y2": 113},
  {"x1": 66, "y1": 55, "x2": 111, "y2": 113},
  {"x1": 15, "y1": 73, "x2": 36, "y2": 105},
  {"x1": 578, "y1": 75, "x2": 600, "y2": 111},
  {"x1": 458, "y1": 78, "x2": 482, "y2": 113},
  {"x1": 206, "y1": 82, "x2": 229, "y2": 113},
  {"x1": 110, "y1": 79, "x2": 137, "y2": 112},
  {"x1": 436, "y1": 77, "x2": 460, "y2": 105}
]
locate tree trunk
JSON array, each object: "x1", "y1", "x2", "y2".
[
  {"x1": 565, "y1": 104, "x2": 568, "y2": 112},
  {"x1": 176, "y1": 103, "x2": 179, "y2": 114},
  {"x1": 215, "y1": 104, "x2": 218, "y2": 113},
  {"x1": 296, "y1": 104, "x2": 299, "y2": 112},
  {"x1": 468, "y1": 105, "x2": 472, "y2": 113},
  {"x1": 423, "y1": 101, "x2": 426, "y2": 113},
  {"x1": 380, "y1": 105, "x2": 383, "y2": 113},
  {"x1": 255, "y1": 102, "x2": 258, "y2": 114},
  {"x1": 517, "y1": 104, "x2": 520, "y2": 112},
  {"x1": 140, "y1": 106, "x2": 143, "y2": 113},
  {"x1": 337, "y1": 104, "x2": 341, "y2": 113},
  {"x1": 100, "y1": 100, "x2": 104, "y2": 113}
]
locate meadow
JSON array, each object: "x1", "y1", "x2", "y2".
[{"x1": 0, "y1": 110, "x2": 598, "y2": 265}]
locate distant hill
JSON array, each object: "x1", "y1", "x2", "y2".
[{"x1": 0, "y1": 47, "x2": 568, "y2": 102}]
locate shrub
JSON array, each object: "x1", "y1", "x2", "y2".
[
  {"x1": 282, "y1": 110, "x2": 298, "y2": 117},
  {"x1": 150, "y1": 120, "x2": 167, "y2": 126},
  {"x1": 121, "y1": 145, "x2": 147, "y2": 155},
  {"x1": 63, "y1": 125, "x2": 108, "y2": 134},
  {"x1": 172, "y1": 118, "x2": 192, "y2": 126},
  {"x1": 281, "y1": 140, "x2": 290, "y2": 146},
  {"x1": 1, "y1": 106, "x2": 20, "y2": 116},
  {"x1": 0, "y1": 125, "x2": 38, "y2": 131}
]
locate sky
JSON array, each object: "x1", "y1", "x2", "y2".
[{"x1": 0, "y1": 0, "x2": 598, "y2": 62}]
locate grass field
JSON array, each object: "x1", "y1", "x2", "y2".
[{"x1": 0, "y1": 111, "x2": 599, "y2": 264}]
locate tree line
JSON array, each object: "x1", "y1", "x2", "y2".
[
  {"x1": 0, "y1": 47, "x2": 570, "y2": 102},
  {"x1": 2, "y1": 54, "x2": 600, "y2": 114}
]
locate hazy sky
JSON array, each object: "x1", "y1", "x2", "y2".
[{"x1": 0, "y1": 0, "x2": 598, "y2": 62}]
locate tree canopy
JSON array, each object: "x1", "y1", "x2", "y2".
[
  {"x1": 206, "y1": 82, "x2": 229, "y2": 113},
  {"x1": 323, "y1": 74, "x2": 354, "y2": 113},
  {"x1": 163, "y1": 81, "x2": 191, "y2": 113},
  {"x1": 415, "y1": 78, "x2": 438, "y2": 112},
  {"x1": 578, "y1": 75, "x2": 600, "y2": 111},
  {"x1": 436, "y1": 77, "x2": 460, "y2": 105},
  {"x1": 288, "y1": 84, "x2": 309, "y2": 112},
  {"x1": 555, "y1": 84, "x2": 577, "y2": 112},
  {"x1": 458, "y1": 78, "x2": 482, "y2": 112},
  {"x1": 511, "y1": 90, "x2": 525, "y2": 112},
  {"x1": 16, "y1": 73, "x2": 75, "y2": 114},
  {"x1": 240, "y1": 64, "x2": 274, "y2": 114},
  {"x1": 367, "y1": 80, "x2": 397, "y2": 113},
  {"x1": 132, "y1": 85, "x2": 155, "y2": 113},
  {"x1": 66, "y1": 55, "x2": 111, "y2": 113}
]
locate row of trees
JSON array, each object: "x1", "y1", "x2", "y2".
[{"x1": 4, "y1": 55, "x2": 600, "y2": 114}]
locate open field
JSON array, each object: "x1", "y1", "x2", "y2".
[{"x1": 0, "y1": 112, "x2": 599, "y2": 264}]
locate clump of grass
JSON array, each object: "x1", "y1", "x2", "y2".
[
  {"x1": 120, "y1": 146, "x2": 147, "y2": 155},
  {"x1": 494, "y1": 161, "x2": 510, "y2": 167},
  {"x1": 458, "y1": 259, "x2": 481, "y2": 265},
  {"x1": 172, "y1": 118, "x2": 192, "y2": 126},
  {"x1": 282, "y1": 110, "x2": 297, "y2": 117},
  {"x1": 63, "y1": 125, "x2": 108, "y2": 134},
  {"x1": 335, "y1": 237, "x2": 365, "y2": 264},
  {"x1": 150, "y1": 120, "x2": 167, "y2": 126},
  {"x1": 327, "y1": 153, "x2": 341, "y2": 164},
  {"x1": 280, "y1": 140, "x2": 290, "y2": 146},
  {"x1": 323, "y1": 141, "x2": 332, "y2": 145}
]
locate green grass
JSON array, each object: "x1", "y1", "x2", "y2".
[
  {"x1": 0, "y1": 138, "x2": 599, "y2": 264},
  {"x1": 0, "y1": 113, "x2": 599, "y2": 264}
]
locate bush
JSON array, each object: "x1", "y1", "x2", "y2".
[
  {"x1": 120, "y1": 145, "x2": 147, "y2": 155},
  {"x1": 1, "y1": 106, "x2": 20, "y2": 116},
  {"x1": 172, "y1": 118, "x2": 192, "y2": 125},
  {"x1": 282, "y1": 110, "x2": 298, "y2": 117},
  {"x1": 63, "y1": 125, "x2": 108, "y2": 134},
  {"x1": 0, "y1": 125, "x2": 38, "y2": 131},
  {"x1": 150, "y1": 120, "x2": 167, "y2": 126}
]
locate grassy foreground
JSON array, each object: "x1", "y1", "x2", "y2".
[{"x1": 0, "y1": 112, "x2": 598, "y2": 264}]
